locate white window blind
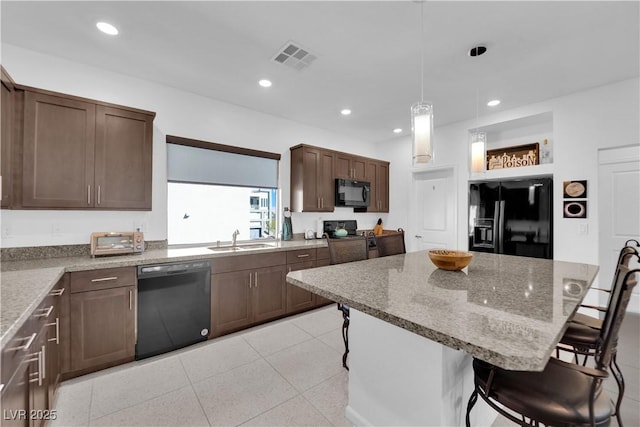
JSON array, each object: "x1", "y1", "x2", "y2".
[{"x1": 167, "y1": 143, "x2": 278, "y2": 188}]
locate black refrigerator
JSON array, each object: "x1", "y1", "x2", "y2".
[{"x1": 469, "y1": 177, "x2": 553, "y2": 259}]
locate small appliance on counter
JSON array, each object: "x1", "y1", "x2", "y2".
[
  {"x1": 304, "y1": 229, "x2": 316, "y2": 240},
  {"x1": 90, "y1": 231, "x2": 144, "y2": 257}
]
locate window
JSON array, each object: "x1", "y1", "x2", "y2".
[{"x1": 166, "y1": 136, "x2": 280, "y2": 246}]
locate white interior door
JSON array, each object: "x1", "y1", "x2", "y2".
[
  {"x1": 598, "y1": 145, "x2": 640, "y2": 313},
  {"x1": 411, "y1": 168, "x2": 457, "y2": 252}
]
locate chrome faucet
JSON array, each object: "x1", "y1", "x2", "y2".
[{"x1": 232, "y1": 229, "x2": 240, "y2": 247}]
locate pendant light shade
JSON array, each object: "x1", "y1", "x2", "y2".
[
  {"x1": 411, "y1": 1, "x2": 433, "y2": 165},
  {"x1": 470, "y1": 131, "x2": 486, "y2": 172},
  {"x1": 412, "y1": 101, "x2": 433, "y2": 164}
]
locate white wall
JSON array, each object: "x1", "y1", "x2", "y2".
[
  {"x1": 0, "y1": 44, "x2": 387, "y2": 247},
  {"x1": 378, "y1": 77, "x2": 640, "y2": 270}
]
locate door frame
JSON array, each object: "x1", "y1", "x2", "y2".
[
  {"x1": 409, "y1": 165, "x2": 459, "y2": 253},
  {"x1": 598, "y1": 144, "x2": 640, "y2": 313}
]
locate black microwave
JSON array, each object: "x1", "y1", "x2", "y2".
[{"x1": 335, "y1": 178, "x2": 370, "y2": 208}]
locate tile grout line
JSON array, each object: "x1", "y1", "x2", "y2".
[{"x1": 176, "y1": 354, "x2": 214, "y2": 427}]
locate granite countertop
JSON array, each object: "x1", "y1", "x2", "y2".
[
  {"x1": 286, "y1": 251, "x2": 599, "y2": 371},
  {"x1": 1, "y1": 238, "x2": 327, "y2": 346}
]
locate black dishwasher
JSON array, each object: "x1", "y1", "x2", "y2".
[{"x1": 136, "y1": 260, "x2": 211, "y2": 360}]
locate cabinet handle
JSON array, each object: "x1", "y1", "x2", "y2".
[
  {"x1": 50, "y1": 287, "x2": 65, "y2": 296},
  {"x1": 297, "y1": 254, "x2": 310, "y2": 258},
  {"x1": 87, "y1": 185, "x2": 91, "y2": 205},
  {"x1": 33, "y1": 305, "x2": 53, "y2": 318},
  {"x1": 41, "y1": 344, "x2": 46, "y2": 380},
  {"x1": 254, "y1": 272, "x2": 258, "y2": 288},
  {"x1": 28, "y1": 347, "x2": 44, "y2": 386},
  {"x1": 129, "y1": 290, "x2": 133, "y2": 310},
  {"x1": 321, "y1": 197, "x2": 324, "y2": 208},
  {"x1": 317, "y1": 197, "x2": 320, "y2": 209},
  {"x1": 91, "y1": 276, "x2": 118, "y2": 282},
  {"x1": 7, "y1": 332, "x2": 36, "y2": 352},
  {"x1": 47, "y1": 317, "x2": 60, "y2": 344},
  {"x1": 249, "y1": 273, "x2": 252, "y2": 288},
  {"x1": 287, "y1": 267, "x2": 291, "y2": 273},
  {"x1": 97, "y1": 185, "x2": 101, "y2": 205}
]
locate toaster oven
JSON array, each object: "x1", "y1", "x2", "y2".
[{"x1": 90, "y1": 231, "x2": 145, "y2": 257}]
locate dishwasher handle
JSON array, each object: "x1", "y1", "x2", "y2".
[{"x1": 138, "y1": 261, "x2": 211, "y2": 279}]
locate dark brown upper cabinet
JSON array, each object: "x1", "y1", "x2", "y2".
[
  {"x1": 1, "y1": 67, "x2": 16, "y2": 209},
  {"x1": 7, "y1": 78, "x2": 155, "y2": 210},
  {"x1": 290, "y1": 144, "x2": 389, "y2": 213}
]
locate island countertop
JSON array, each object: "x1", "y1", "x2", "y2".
[{"x1": 286, "y1": 251, "x2": 599, "y2": 371}]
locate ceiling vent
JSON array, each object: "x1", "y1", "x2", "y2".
[{"x1": 272, "y1": 41, "x2": 317, "y2": 71}]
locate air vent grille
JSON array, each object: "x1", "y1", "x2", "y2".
[{"x1": 272, "y1": 41, "x2": 317, "y2": 70}]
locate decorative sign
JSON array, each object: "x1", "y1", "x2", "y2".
[{"x1": 486, "y1": 143, "x2": 539, "y2": 170}]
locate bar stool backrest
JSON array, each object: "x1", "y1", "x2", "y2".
[{"x1": 326, "y1": 235, "x2": 368, "y2": 265}]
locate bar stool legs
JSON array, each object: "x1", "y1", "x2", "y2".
[{"x1": 338, "y1": 303, "x2": 350, "y2": 370}]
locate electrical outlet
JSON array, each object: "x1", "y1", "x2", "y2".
[
  {"x1": 578, "y1": 224, "x2": 588, "y2": 236},
  {"x1": 133, "y1": 221, "x2": 145, "y2": 232}
]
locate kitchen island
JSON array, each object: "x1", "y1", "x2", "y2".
[{"x1": 286, "y1": 251, "x2": 599, "y2": 426}]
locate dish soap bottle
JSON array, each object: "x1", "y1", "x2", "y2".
[{"x1": 282, "y1": 207, "x2": 293, "y2": 241}]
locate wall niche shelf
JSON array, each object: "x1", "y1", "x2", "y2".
[{"x1": 469, "y1": 111, "x2": 554, "y2": 181}]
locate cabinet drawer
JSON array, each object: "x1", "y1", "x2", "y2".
[
  {"x1": 286, "y1": 249, "x2": 316, "y2": 264},
  {"x1": 70, "y1": 267, "x2": 136, "y2": 293},
  {"x1": 211, "y1": 252, "x2": 286, "y2": 274}
]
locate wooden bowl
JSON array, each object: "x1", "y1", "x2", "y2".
[{"x1": 428, "y1": 250, "x2": 473, "y2": 271}]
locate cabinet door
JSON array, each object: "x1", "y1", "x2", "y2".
[
  {"x1": 377, "y1": 162, "x2": 389, "y2": 212},
  {"x1": 211, "y1": 270, "x2": 252, "y2": 337},
  {"x1": 366, "y1": 161, "x2": 379, "y2": 212},
  {"x1": 70, "y1": 286, "x2": 135, "y2": 372},
  {"x1": 94, "y1": 106, "x2": 153, "y2": 210},
  {"x1": 352, "y1": 156, "x2": 367, "y2": 180},
  {"x1": 317, "y1": 149, "x2": 335, "y2": 211},
  {"x1": 1, "y1": 69, "x2": 14, "y2": 209},
  {"x1": 22, "y1": 91, "x2": 96, "y2": 208},
  {"x1": 252, "y1": 265, "x2": 287, "y2": 323},
  {"x1": 301, "y1": 147, "x2": 334, "y2": 212},
  {"x1": 0, "y1": 359, "x2": 30, "y2": 427},
  {"x1": 334, "y1": 153, "x2": 351, "y2": 179},
  {"x1": 286, "y1": 261, "x2": 316, "y2": 313},
  {"x1": 45, "y1": 281, "x2": 65, "y2": 406},
  {"x1": 29, "y1": 327, "x2": 48, "y2": 427}
]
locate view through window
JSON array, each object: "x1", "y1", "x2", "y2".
[{"x1": 168, "y1": 182, "x2": 278, "y2": 245}]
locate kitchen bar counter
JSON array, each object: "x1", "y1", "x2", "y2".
[
  {"x1": 286, "y1": 251, "x2": 599, "y2": 426},
  {"x1": 1, "y1": 239, "x2": 327, "y2": 346},
  {"x1": 286, "y1": 250, "x2": 598, "y2": 370}
]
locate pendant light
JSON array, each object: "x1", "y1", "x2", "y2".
[
  {"x1": 411, "y1": 1, "x2": 433, "y2": 165},
  {"x1": 470, "y1": 89, "x2": 486, "y2": 172},
  {"x1": 469, "y1": 46, "x2": 487, "y2": 173}
]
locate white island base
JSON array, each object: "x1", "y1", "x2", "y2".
[{"x1": 346, "y1": 309, "x2": 498, "y2": 427}]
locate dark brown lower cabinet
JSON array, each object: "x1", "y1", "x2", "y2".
[
  {"x1": 286, "y1": 260, "x2": 316, "y2": 313},
  {"x1": 70, "y1": 286, "x2": 135, "y2": 373},
  {"x1": 211, "y1": 270, "x2": 252, "y2": 336},
  {"x1": 0, "y1": 361, "x2": 30, "y2": 427},
  {"x1": 211, "y1": 265, "x2": 287, "y2": 338}
]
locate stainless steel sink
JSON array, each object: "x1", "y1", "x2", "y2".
[{"x1": 207, "y1": 243, "x2": 275, "y2": 252}]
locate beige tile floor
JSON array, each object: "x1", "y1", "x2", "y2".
[{"x1": 50, "y1": 308, "x2": 639, "y2": 427}]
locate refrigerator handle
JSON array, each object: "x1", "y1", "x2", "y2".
[
  {"x1": 497, "y1": 200, "x2": 505, "y2": 253},
  {"x1": 492, "y1": 201, "x2": 500, "y2": 252}
]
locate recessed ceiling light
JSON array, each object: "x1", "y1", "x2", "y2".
[
  {"x1": 96, "y1": 22, "x2": 118, "y2": 35},
  {"x1": 487, "y1": 99, "x2": 501, "y2": 107},
  {"x1": 393, "y1": 128, "x2": 402, "y2": 134},
  {"x1": 340, "y1": 109, "x2": 352, "y2": 116},
  {"x1": 258, "y1": 79, "x2": 272, "y2": 88}
]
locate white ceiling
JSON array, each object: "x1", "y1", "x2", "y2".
[{"x1": 2, "y1": 1, "x2": 638, "y2": 143}]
